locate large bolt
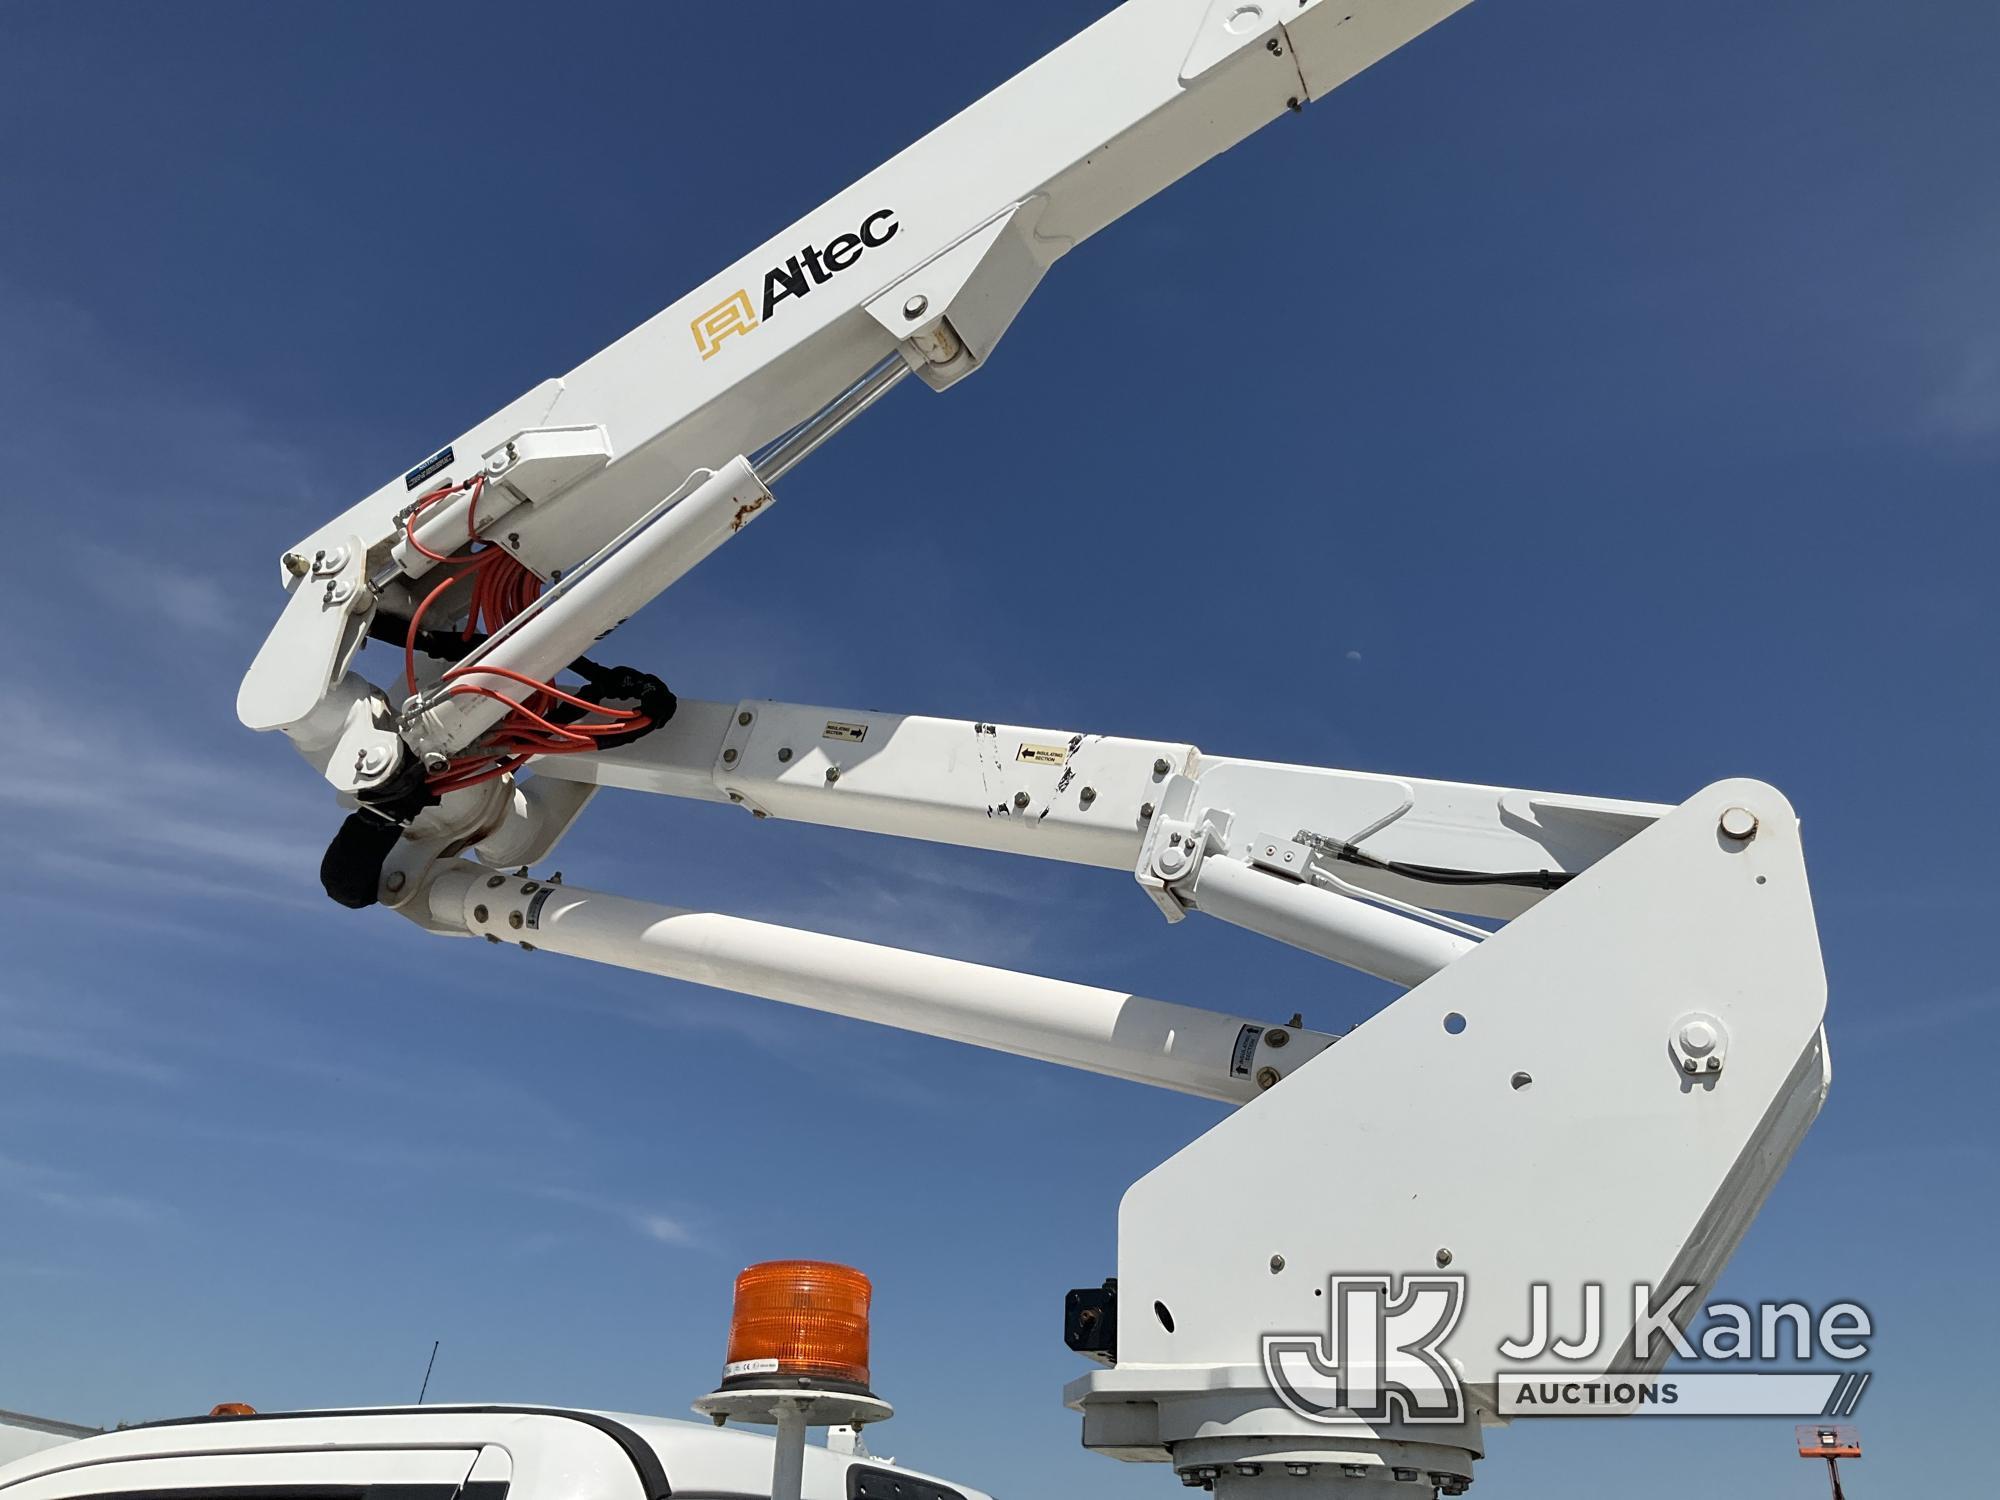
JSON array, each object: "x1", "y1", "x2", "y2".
[
  {"x1": 1719, "y1": 806, "x2": 1759, "y2": 841},
  {"x1": 1255, "y1": 1065, "x2": 1281, "y2": 1090},
  {"x1": 1679, "y1": 1018, "x2": 1718, "y2": 1054},
  {"x1": 1013, "y1": 790, "x2": 1031, "y2": 809},
  {"x1": 903, "y1": 293, "x2": 929, "y2": 319}
]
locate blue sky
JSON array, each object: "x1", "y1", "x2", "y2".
[{"x1": 0, "y1": 0, "x2": 1994, "y2": 1495}]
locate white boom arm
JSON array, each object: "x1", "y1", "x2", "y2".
[{"x1": 233, "y1": 3, "x2": 1833, "y2": 1497}]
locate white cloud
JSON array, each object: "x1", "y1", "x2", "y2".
[
  {"x1": 71, "y1": 542, "x2": 241, "y2": 636},
  {"x1": 1928, "y1": 348, "x2": 2000, "y2": 436},
  {"x1": 529, "y1": 1183, "x2": 714, "y2": 1253},
  {"x1": 0, "y1": 1151, "x2": 170, "y2": 1225},
  {"x1": 1, "y1": 680, "x2": 328, "y2": 909},
  {"x1": 637, "y1": 1213, "x2": 699, "y2": 1246}
]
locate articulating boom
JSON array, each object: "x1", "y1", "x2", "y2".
[{"x1": 237, "y1": 2, "x2": 1831, "y2": 1496}]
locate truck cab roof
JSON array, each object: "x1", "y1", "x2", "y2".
[{"x1": 0, "y1": 1405, "x2": 986, "y2": 1500}]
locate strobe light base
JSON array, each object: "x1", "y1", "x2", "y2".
[{"x1": 691, "y1": 1387, "x2": 894, "y2": 1429}]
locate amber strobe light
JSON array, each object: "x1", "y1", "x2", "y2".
[{"x1": 723, "y1": 1260, "x2": 873, "y2": 1391}]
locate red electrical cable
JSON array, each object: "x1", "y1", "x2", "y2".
[{"x1": 399, "y1": 475, "x2": 631, "y2": 795}]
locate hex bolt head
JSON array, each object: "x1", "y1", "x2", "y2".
[
  {"x1": 737, "y1": 710, "x2": 753, "y2": 726},
  {"x1": 825, "y1": 766, "x2": 841, "y2": 783},
  {"x1": 722, "y1": 747, "x2": 739, "y2": 764},
  {"x1": 1684, "y1": 1058, "x2": 1701, "y2": 1074},
  {"x1": 1719, "y1": 805, "x2": 1759, "y2": 841},
  {"x1": 1270, "y1": 1253, "x2": 1286, "y2": 1272},
  {"x1": 1153, "y1": 757, "x2": 1171, "y2": 777},
  {"x1": 777, "y1": 747, "x2": 793, "y2": 762},
  {"x1": 1013, "y1": 790, "x2": 1031, "y2": 809},
  {"x1": 903, "y1": 293, "x2": 929, "y2": 319},
  {"x1": 1435, "y1": 1247, "x2": 1453, "y2": 1267},
  {"x1": 1140, "y1": 801, "x2": 1155, "y2": 818},
  {"x1": 1255, "y1": 1065, "x2": 1281, "y2": 1089},
  {"x1": 1079, "y1": 785, "x2": 1097, "y2": 807}
]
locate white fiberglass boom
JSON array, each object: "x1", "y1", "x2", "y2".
[{"x1": 230, "y1": 3, "x2": 1834, "y2": 1498}]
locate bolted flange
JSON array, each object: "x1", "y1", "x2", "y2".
[{"x1": 1669, "y1": 1011, "x2": 1727, "y2": 1076}]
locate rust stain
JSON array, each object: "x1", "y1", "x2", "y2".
[{"x1": 730, "y1": 495, "x2": 771, "y2": 532}]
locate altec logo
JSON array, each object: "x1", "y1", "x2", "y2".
[{"x1": 691, "y1": 208, "x2": 901, "y2": 360}]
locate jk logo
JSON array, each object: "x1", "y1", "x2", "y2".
[
  {"x1": 691, "y1": 289, "x2": 758, "y2": 361},
  {"x1": 1263, "y1": 1274, "x2": 1467, "y2": 1424}
]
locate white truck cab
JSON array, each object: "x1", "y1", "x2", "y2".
[{"x1": 0, "y1": 1407, "x2": 987, "y2": 1500}]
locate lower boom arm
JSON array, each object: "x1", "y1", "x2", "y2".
[{"x1": 379, "y1": 700, "x2": 1827, "y2": 1496}]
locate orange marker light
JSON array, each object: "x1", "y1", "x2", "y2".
[
  {"x1": 209, "y1": 1403, "x2": 257, "y2": 1417},
  {"x1": 723, "y1": 1260, "x2": 873, "y2": 1391}
]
